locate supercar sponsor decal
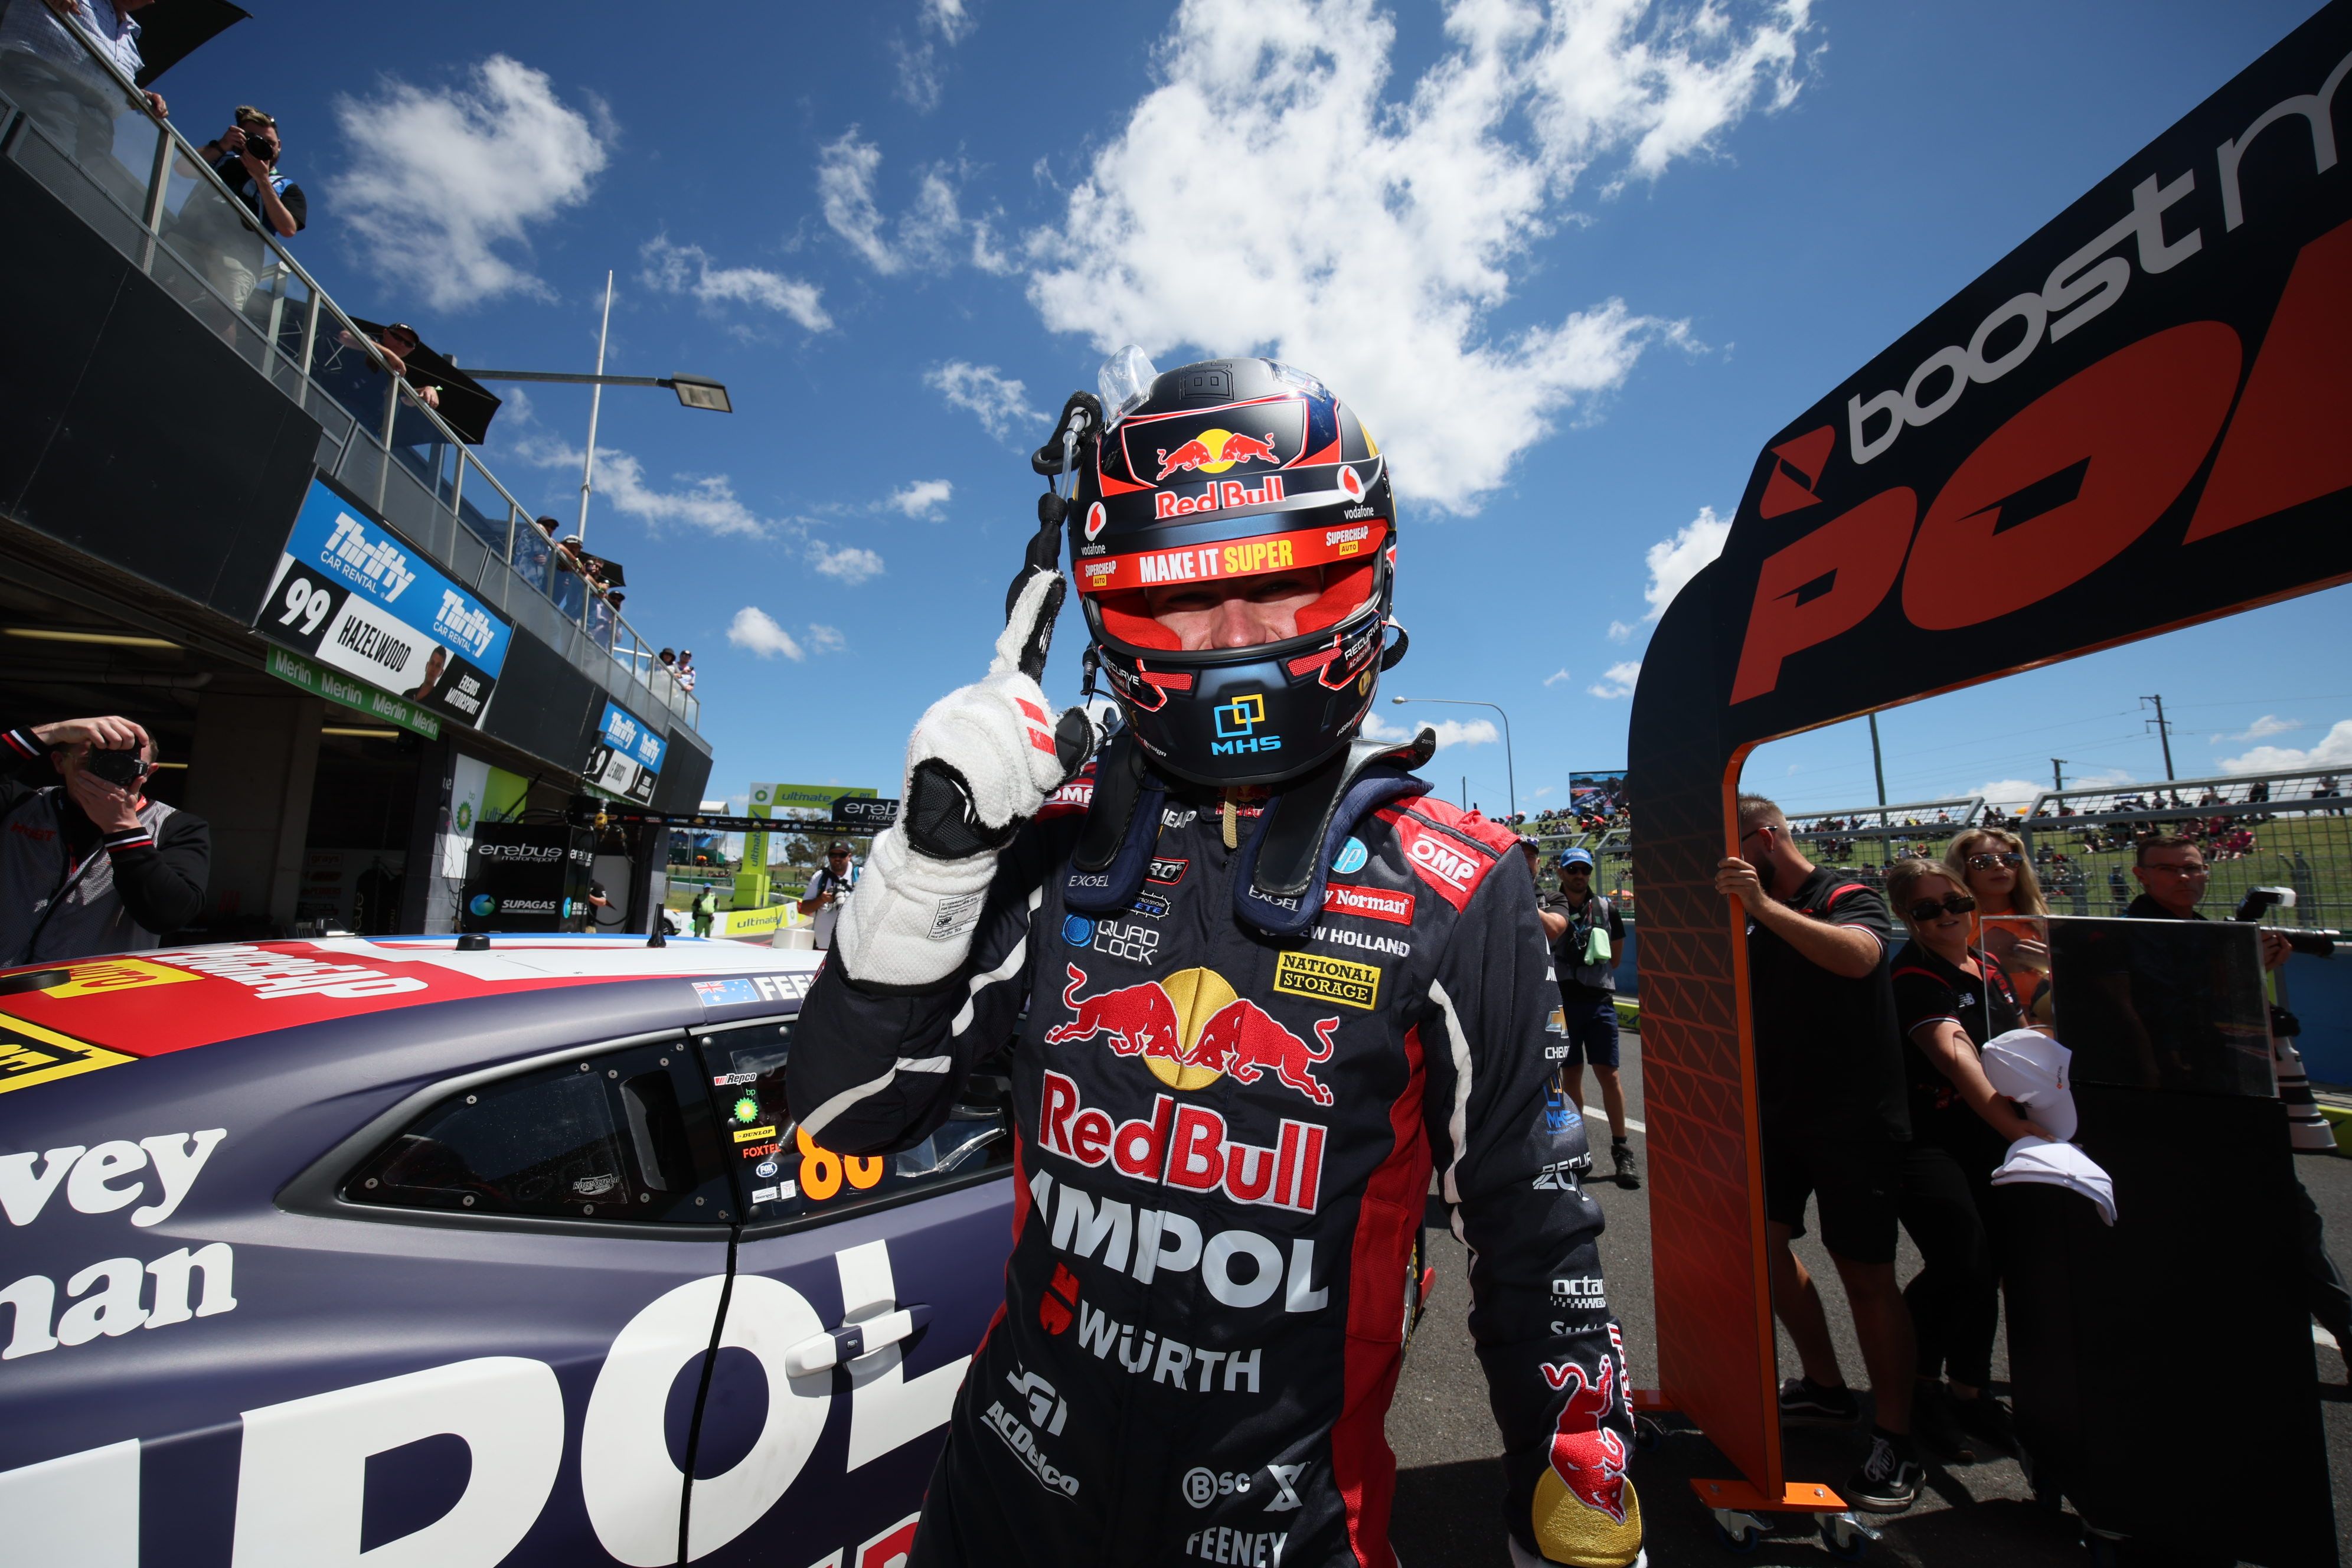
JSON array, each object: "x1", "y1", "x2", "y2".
[
  {"x1": 1309, "y1": 925, "x2": 1410, "y2": 959},
  {"x1": 1028, "y1": 1165, "x2": 1329, "y2": 1312},
  {"x1": 1384, "y1": 811, "x2": 1493, "y2": 911},
  {"x1": 1272, "y1": 950, "x2": 1380, "y2": 1010},
  {"x1": 1324, "y1": 882, "x2": 1412, "y2": 925},
  {"x1": 1075, "y1": 522, "x2": 1389, "y2": 596},
  {"x1": 986, "y1": 1366, "x2": 1081, "y2": 1497},
  {"x1": 1148, "y1": 856, "x2": 1189, "y2": 887},
  {"x1": 0, "y1": 1014, "x2": 136, "y2": 1094},
  {"x1": 1041, "y1": 1070, "x2": 1326, "y2": 1214},
  {"x1": 1044, "y1": 965, "x2": 1337, "y2": 1106},
  {"x1": 32, "y1": 958, "x2": 201, "y2": 999},
  {"x1": 1119, "y1": 397, "x2": 1309, "y2": 485}
]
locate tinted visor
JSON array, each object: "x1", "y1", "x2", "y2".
[{"x1": 1080, "y1": 521, "x2": 1387, "y2": 652}]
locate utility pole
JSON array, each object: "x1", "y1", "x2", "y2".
[
  {"x1": 2052, "y1": 759, "x2": 2067, "y2": 792},
  {"x1": 1867, "y1": 713, "x2": 1889, "y2": 825},
  {"x1": 577, "y1": 270, "x2": 615, "y2": 544},
  {"x1": 2140, "y1": 694, "x2": 2177, "y2": 780}
]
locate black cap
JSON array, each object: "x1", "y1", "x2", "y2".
[{"x1": 828, "y1": 841, "x2": 851, "y2": 855}]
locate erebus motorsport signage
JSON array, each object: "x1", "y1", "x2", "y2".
[
  {"x1": 257, "y1": 482, "x2": 511, "y2": 727},
  {"x1": 584, "y1": 700, "x2": 666, "y2": 804},
  {"x1": 1710, "y1": 8, "x2": 2352, "y2": 730},
  {"x1": 461, "y1": 822, "x2": 593, "y2": 932}
]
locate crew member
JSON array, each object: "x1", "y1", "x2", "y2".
[
  {"x1": 790, "y1": 358, "x2": 1641, "y2": 1568},
  {"x1": 796, "y1": 840, "x2": 858, "y2": 950},
  {"x1": 1541, "y1": 847, "x2": 1635, "y2": 1188}
]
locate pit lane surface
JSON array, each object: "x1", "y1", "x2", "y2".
[{"x1": 1384, "y1": 1031, "x2": 2352, "y2": 1564}]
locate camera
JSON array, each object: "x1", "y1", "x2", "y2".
[
  {"x1": 82, "y1": 747, "x2": 148, "y2": 790},
  {"x1": 2233, "y1": 887, "x2": 2339, "y2": 959},
  {"x1": 234, "y1": 128, "x2": 276, "y2": 164}
]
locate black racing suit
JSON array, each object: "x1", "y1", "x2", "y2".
[{"x1": 789, "y1": 775, "x2": 1642, "y2": 1568}]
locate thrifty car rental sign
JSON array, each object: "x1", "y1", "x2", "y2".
[{"x1": 255, "y1": 482, "x2": 512, "y2": 727}]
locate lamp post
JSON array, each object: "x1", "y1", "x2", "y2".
[
  {"x1": 458, "y1": 275, "x2": 733, "y2": 548},
  {"x1": 1390, "y1": 695, "x2": 1515, "y2": 819}
]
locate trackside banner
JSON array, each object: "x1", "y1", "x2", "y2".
[{"x1": 257, "y1": 481, "x2": 512, "y2": 727}]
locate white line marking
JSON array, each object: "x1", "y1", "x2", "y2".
[{"x1": 1582, "y1": 1106, "x2": 1646, "y2": 1134}]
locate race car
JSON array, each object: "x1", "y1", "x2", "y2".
[{"x1": 0, "y1": 933, "x2": 1016, "y2": 1567}]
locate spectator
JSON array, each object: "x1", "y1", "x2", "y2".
[
  {"x1": 174, "y1": 107, "x2": 305, "y2": 313},
  {"x1": 657, "y1": 648, "x2": 678, "y2": 684},
  {"x1": 2126, "y1": 833, "x2": 2350, "y2": 1357},
  {"x1": 1883, "y1": 857, "x2": 2047, "y2": 1461},
  {"x1": 552, "y1": 534, "x2": 589, "y2": 620},
  {"x1": 1541, "y1": 846, "x2": 1636, "y2": 1188},
  {"x1": 1718, "y1": 792, "x2": 1920, "y2": 1512},
  {"x1": 2, "y1": 715, "x2": 208, "y2": 963},
  {"x1": 586, "y1": 584, "x2": 616, "y2": 652},
  {"x1": 796, "y1": 840, "x2": 857, "y2": 950},
  {"x1": 0, "y1": 0, "x2": 161, "y2": 177},
  {"x1": 675, "y1": 650, "x2": 697, "y2": 694},
  {"x1": 1944, "y1": 827, "x2": 2052, "y2": 1025},
  {"x1": 691, "y1": 884, "x2": 716, "y2": 938},
  {"x1": 511, "y1": 515, "x2": 557, "y2": 593}
]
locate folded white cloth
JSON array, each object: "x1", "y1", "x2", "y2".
[
  {"x1": 1980, "y1": 1027, "x2": 2078, "y2": 1142},
  {"x1": 1991, "y1": 1136, "x2": 2116, "y2": 1226}
]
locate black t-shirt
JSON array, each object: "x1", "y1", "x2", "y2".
[
  {"x1": 1890, "y1": 940, "x2": 2022, "y2": 1154},
  {"x1": 1746, "y1": 865, "x2": 1909, "y2": 1144},
  {"x1": 207, "y1": 152, "x2": 309, "y2": 233},
  {"x1": 1540, "y1": 890, "x2": 1624, "y2": 998}
]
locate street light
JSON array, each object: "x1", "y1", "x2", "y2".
[
  {"x1": 458, "y1": 271, "x2": 734, "y2": 545},
  {"x1": 1390, "y1": 695, "x2": 1516, "y2": 819}
]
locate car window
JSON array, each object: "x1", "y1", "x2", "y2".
[
  {"x1": 344, "y1": 1040, "x2": 736, "y2": 1223},
  {"x1": 698, "y1": 1018, "x2": 1012, "y2": 1225}
]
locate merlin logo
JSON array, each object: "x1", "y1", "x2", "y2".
[{"x1": 1211, "y1": 692, "x2": 1281, "y2": 757}]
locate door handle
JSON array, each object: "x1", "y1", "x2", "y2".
[{"x1": 784, "y1": 1303, "x2": 932, "y2": 1376}]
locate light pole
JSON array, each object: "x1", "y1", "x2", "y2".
[
  {"x1": 458, "y1": 274, "x2": 733, "y2": 548},
  {"x1": 1390, "y1": 695, "x2": 1515, "y2": 819}
]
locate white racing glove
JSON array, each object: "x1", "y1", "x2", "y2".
[{"x1": 834, "y1": 566, "x2": 1092, "y2": 988}]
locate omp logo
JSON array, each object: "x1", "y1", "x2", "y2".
[
  {"x1": 1408, "y1": 836, "x2": 1477, "y2": 890},
  {"x1": 1214, "y1": 694, "x2": 1267, "y2": 737}
]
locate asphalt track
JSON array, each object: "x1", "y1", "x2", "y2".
[{"x1": 1383, "y1": 1031, "x2": 2352, "y2": 1566}]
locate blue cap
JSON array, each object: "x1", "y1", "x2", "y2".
[{"x1": 1557, "y1": 847, "x2": 1595, "y2": 870}]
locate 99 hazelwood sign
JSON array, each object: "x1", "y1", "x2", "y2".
[{"x1": 1629, "y1": 0, "x2": 2351, "y2": 1506}]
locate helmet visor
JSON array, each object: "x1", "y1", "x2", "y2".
[{"x1": 1080, "y1": 521, "x2": 1387, "y2": 652}]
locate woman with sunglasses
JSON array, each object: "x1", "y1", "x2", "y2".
[
  {"x1": 1943, "y1": 827, "x2": 2052, "y2": 1025},
  {"x1": 1884, "y1": 857, "x2": 2053, "y2": 1461}
]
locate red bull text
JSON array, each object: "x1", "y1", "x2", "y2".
[{"x1": 1041, "y1": 1072, "x2": 1327, "y2": 1214}]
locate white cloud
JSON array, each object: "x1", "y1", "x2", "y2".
[
  {"x1": 897, "y1": 0, "x2": 978, "y2": 109},
  {"x1": 1972, "y1": 778, "x2": 2045, "y2": 810},
  {"x1": 332, "y1": 56, "x2": 609, "y2": 310},
  {"x1": 2220, "y1": 718, "x2": 2352, "y2": 776},
  {"x1": 818, "y1": 130, "x2": 1012, "y2": 276},
  {"x1": 1533, "y1": 784, "x2": 1555, "y2": 798},
  {"x1": 639, "y1": 236, "x2": 830, "y2": 331},
  {"x1": 729, "y1": 607, "x2": 805, "y2": 661},
  {"x1": 1588, "y1": 661, "x2": 1641, "y2": 699},
  {"x1": 1641, "y1": 505, "x2": 1732, "y2": 622},
  {"x1": 1023, "y1": 0, "x2": 1812, "y2": 512},
  {"x1": 888, "y1": 478, "x2": 955, "y2": 518},
  {"x1": 1543, "y1": 668, "x2": 1572, "y2": 687},
  {"x1": 1363, "y1": 713, "x2": 1498, "y2": 749},
  {"x1": 1607, "y1": 619, "x2": 1635, "y2": 642},
  {"x1": 927, "y1": 361, "x2": 1044, "y2": 442},
  {"x1": 518, "y1": 437, "x2": 770, "y2": 537},
  {"x1": 2210, "y1": 714, "x2": 2301, "y2": 744},
  {"x1": 806, "y1": 623, "x2": 847, "y2": 654},
  {"x1": 809, "y1": 541, "x2": 886, "y2": 584}
]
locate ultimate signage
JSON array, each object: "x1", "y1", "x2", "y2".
[{"x1": 256, "y1": 482, "x2": 512, "y2": 727}]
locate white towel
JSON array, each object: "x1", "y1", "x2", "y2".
[{"x1": 1991, "y1": 1135, "x2": 2117, "y2": 1226}]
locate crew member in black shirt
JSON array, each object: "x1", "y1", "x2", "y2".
[
  {"x1": 1718, "y1": 793, "x2": 1920, "y2": 1511},
  {"x1": 1540, "y1": 845, "x2": 1636, "y2": 1187},
  {"x1": 1884, "y1": 857, "x2": 2047, "y2": 1459}
]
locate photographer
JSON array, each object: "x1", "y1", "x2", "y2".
[
  {"x1": 173, "y1": 106, "x2": 305, "y2": 313},
  {"x1": 1, "y1": 716, "x2": 209, "y2": 964},
  {"x1": 796, "y1": 841, "x2": 857, "y2": 951}
]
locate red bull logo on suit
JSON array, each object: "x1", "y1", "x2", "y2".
[{"x1": 1043, "y1": 964, "x2": 1337, "y2": 1105}]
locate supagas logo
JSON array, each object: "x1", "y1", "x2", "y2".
[{"x1": 467, "y1": 893, "x2": 496, "y2": 917}]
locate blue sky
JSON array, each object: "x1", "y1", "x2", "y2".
[{"x1": 157, "y1": 0, "x2": 2342, "y2": 815}]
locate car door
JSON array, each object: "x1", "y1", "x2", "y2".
[{"x1": 677, "y1": 1013, "x2": 1017, "y2": 1567}]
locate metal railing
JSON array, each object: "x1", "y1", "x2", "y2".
[{"x1": 0, "y1": 3, "x2": 698, "y2": 734}]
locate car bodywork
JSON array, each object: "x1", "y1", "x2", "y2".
[{"x1": 0, "y1": 935, "x2": 1015, "y2": 1566}]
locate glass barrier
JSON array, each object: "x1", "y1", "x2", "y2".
[{"x1": 0, "y1": 0, "x2": 700, "y2": 734}]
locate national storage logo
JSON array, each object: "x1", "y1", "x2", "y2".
[{"x1": 1273, "y1": 951, "x2": 1379, "y2": 1011}]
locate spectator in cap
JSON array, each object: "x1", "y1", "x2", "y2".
[
  {"x1": 797, "y1": 839, "x2": 859, "y2": 950},
  {"x1": 675, "y1": 649, "x2": 697, "y2": 694},
  {"x1": 1540, "y1": 846, "x2": 1635, "y2": 1188}
]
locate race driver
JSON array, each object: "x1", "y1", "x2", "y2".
[{"x1": 789, "y1": 355, "x2": 1642, "y2": 1568}]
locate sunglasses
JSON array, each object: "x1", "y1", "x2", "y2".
[
  {"x1": 1905, "y1": 893, "x2": 1977, "y2": 922},
  {"x1": 1965, "y1": 852, "x2": 2023, "y2": 871}
]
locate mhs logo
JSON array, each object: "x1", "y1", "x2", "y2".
[{"x1": 1210, "y1": 693, "x2": 1280, "y2": 758}]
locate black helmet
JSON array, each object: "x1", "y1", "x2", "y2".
[{"x1": 1066, "y1": 357, "x2": 1397, "y2": 789}]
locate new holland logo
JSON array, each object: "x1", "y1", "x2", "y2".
[{"x1": 1273, "y1": 951, "x2": 1379, "y2": 1011}]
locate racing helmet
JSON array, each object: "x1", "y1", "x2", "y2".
[{"x1": 1067, "y1": 357, "x2": 1397, "y2": 789}]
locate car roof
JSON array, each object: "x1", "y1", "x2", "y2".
[{"x1": 0, "y1": 936, "x2": 822, "y2": 1060}]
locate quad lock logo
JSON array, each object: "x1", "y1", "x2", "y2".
[{"x1": 1210, "y1": 693, "x2": 1280, "y2": 757}]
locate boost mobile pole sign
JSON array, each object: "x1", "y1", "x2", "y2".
[
  {"x1": 1626, "y1": 1, "x2": 2352, "y2": 1513},
  {"x1": 256, "y1": 481, "x2": 512, "y2": 727}
]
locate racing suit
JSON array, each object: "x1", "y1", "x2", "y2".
[{"x1": 789, "y1": 772, "x2": 1642, "y2": 1568}]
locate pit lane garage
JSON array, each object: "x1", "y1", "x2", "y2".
[{"x1": 0, "y1": 935, "x2": 1015, "y2": 1567}]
